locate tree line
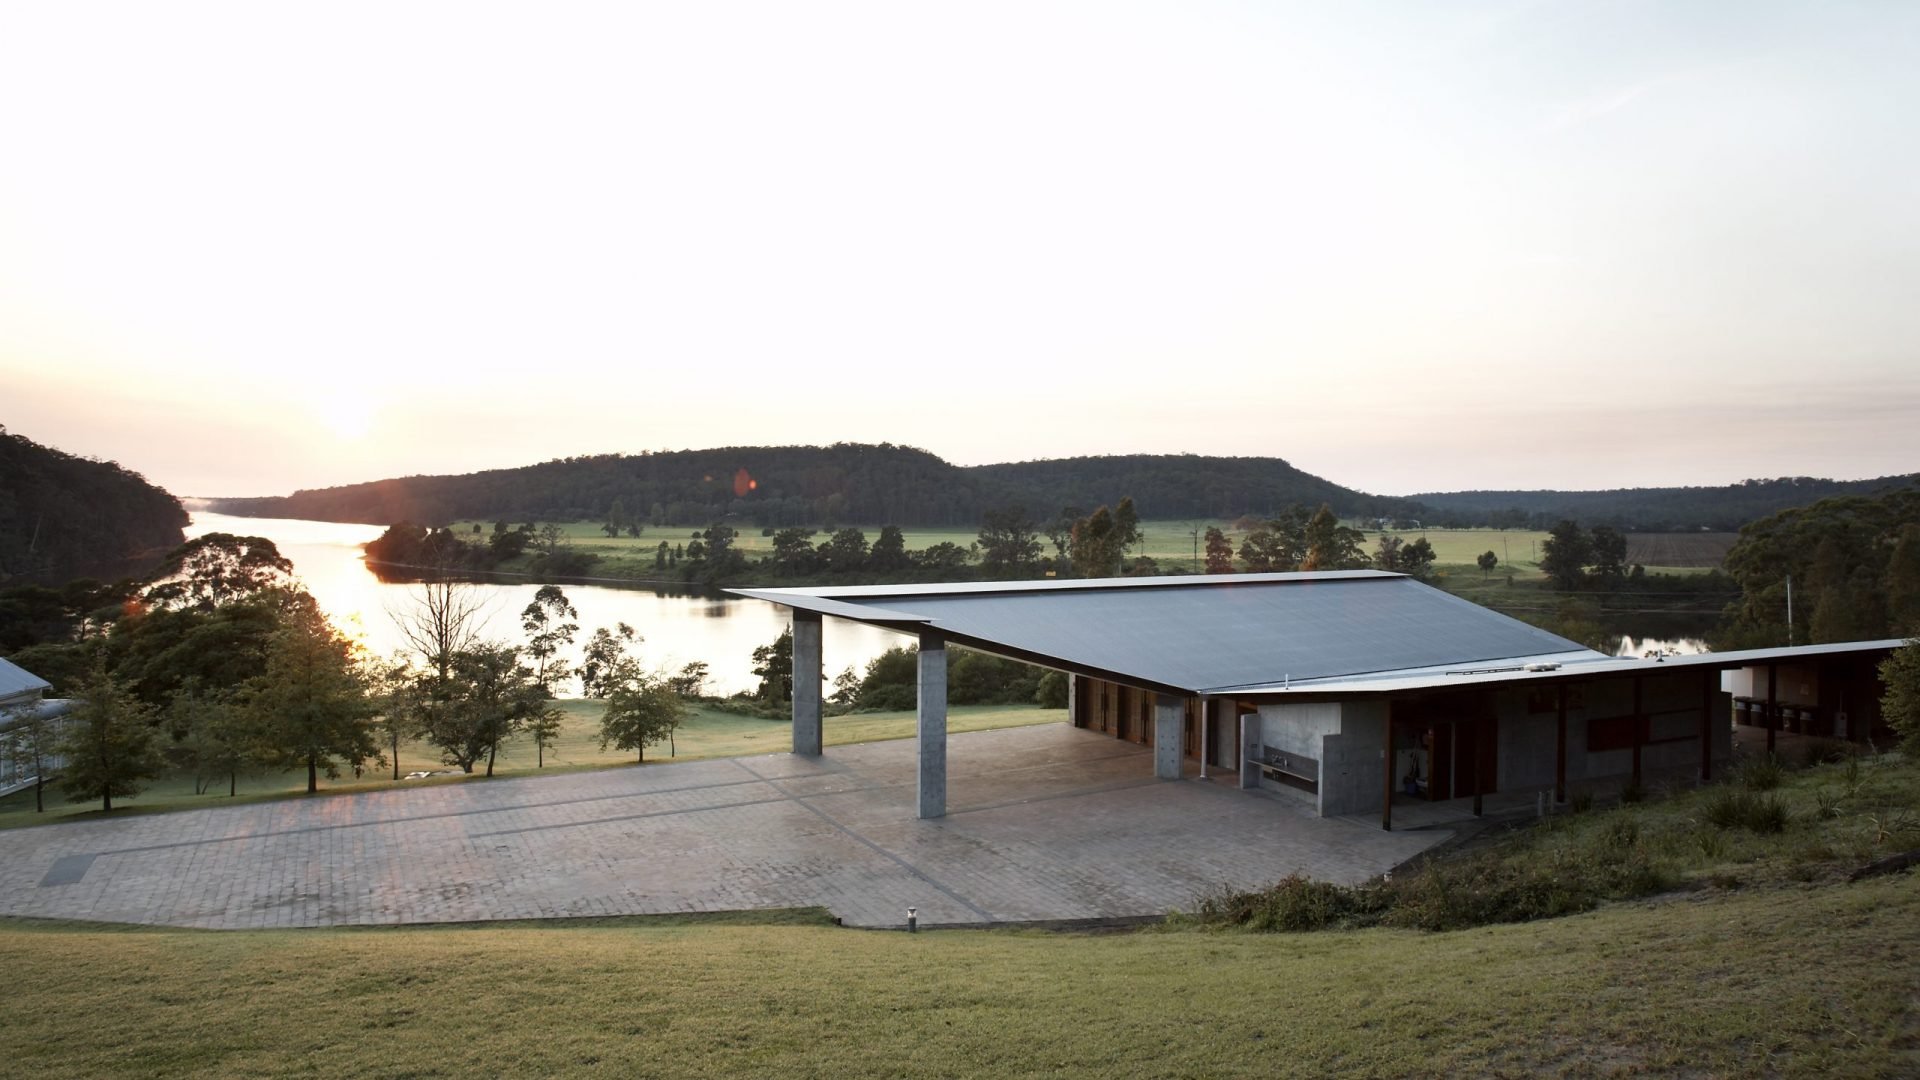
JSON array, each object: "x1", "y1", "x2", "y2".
[
  {"x1": 1719, "y1": 489, "x2": 1920, "y2": 648},
  {"x1": 1413, "y1": 475, "x2": 1919, "y2": 532},
  {"x1": 0, "y1": 535, "x2": 693, "y2": 813},
  {"x1": 738, "y1": 626, "x2": 1068, "y2": 717}
]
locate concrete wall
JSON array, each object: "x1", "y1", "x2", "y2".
[
  {"x1": 1321, "y1": 700, "x2": 1385, "y2": 817},
  {"x1": 1249, "y1": 700, "x2": 1386, "y2": 817},
  {"x1": 1254, "y1": 702, "x2": 1339, "y2": 761},
  {"x1": 1727, "y1": 664, "x2": 1820, "y2": 706},
  {"x1": 1248, "y1": 670, "x2": 1737, "y2": 818}
]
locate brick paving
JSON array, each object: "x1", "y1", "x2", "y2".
[{"x1": 0, "y1": 724, "x2": 1449, "y2": 929}]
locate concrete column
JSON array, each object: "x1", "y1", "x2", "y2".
[
  {"x1": 1065, "y1": 673, "x2": 1078, "y2": 726},
  {"x1": 1154, "y1": 696, "x2": 1183, "y2": 779},
  {"x1": 1199, "y1": 700, "x2": 1211, "y2": 779},
  {"x1": 1239, "y1": 709, "x2": 1260, "y2": 789},
  {"x1": 917, "y1": 633, "x2": 947, "y2": 819},
  {"x1": 791, "y1": 610, "x2": 822, "y2": 756}
]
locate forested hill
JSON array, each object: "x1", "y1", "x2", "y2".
[
  {"x1": 1413, "y1": 475, "x2": 1920, "y2": 531},
  {"x1": 208, "y1": 445, "x2": 1403, "y2": 527},
  {"x1": 212, "y1": 445, "x2": 990, "y2": 527},
  {"x1": 0, "y1": 425, "x2": 188, "y2": 585},
  {"x1": 207, "y1": 442, "x2": 1914, "y2": 532},
  {"x1": 971, "y1": 454, "x2": 1400, "y2": 520}
]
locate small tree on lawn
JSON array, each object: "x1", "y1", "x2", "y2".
[
  {"x1": 169, "y1": 682, "x2": 254, "y2": 797},
  {"x1": 752, "y1": 627, "x2": 793, "y2": 703},
  {"x1": 420, "y1": 644, "x2": 544, "y2": 776},
  {"x1": 1540, "y1": 520, "x2": 1592, "y2": 590},
  {"x1": 1398, "y1": 537, "x2": 1436, "y2": 581},
  {"x1": 598, "y1": 660, "x2": 686, "y2": 763},
  {"x1": 251, "y1": 598, "x2": 378, "y2": 793},
  {"x1": 1203, "y1": 527, "x2": 1235, "y2": 574},
  {"x1": 1478, "y1": 551, "x2": 1499, "y2": 580},
  {"x1": 370, "y1": 655, "x2": 427, "y2": 781},
  {"x1": 527, "y1": 704, "x2": 564, "y2": 768},
  {"x1": 56, "y1": 663, "x2": 163, "y2": 812},
  {"x1": 581, "y1": 623, "x2": 640, "y2": 698},
  {"x1": 520, "y1": 585, "x2": 579, "y2": 697}
]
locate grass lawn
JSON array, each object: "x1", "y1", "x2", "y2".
[
  {"x1": 0, "y1": 703, "x2": 1063, "y2": 828},
  {"x1": 0, "y1": 876, "x2": 1913, "y2": 1078},
  {"x1": 465, "y1": 519, "x2": 1729, "y2": 582}
]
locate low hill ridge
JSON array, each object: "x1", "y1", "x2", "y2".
[{"x1": 207, "y1": 443, "x2": 1919, "y2": 532}]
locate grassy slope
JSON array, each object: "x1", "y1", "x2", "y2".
[
  {"x1": 0, "y1": 878, "x2": 1913, "y2": 1078},
  {"x1": 0, "y1": 703, "x2": 1062, "y2": 827}
]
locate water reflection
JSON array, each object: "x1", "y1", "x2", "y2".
[
  {"x1": 186, "y1": 512, "x2": 899, "y2": 696},
  {"x1": 1613, "y1": 635, "x2": 1711, "y2": 658}
]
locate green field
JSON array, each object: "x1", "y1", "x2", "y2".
[
  {"x1": 469, "y1": 519, "x2": 1732, "y2": 580},
  {"x1": 0, "y1": 703, "x2": 1062, "y2": 828},
  {"x1": 0, "y1": 875, "x2": 1912, "y2": 1077}
]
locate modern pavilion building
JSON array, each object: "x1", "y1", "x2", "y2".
[{"x1": 733, "y1": 572, "x2": 1904, "y2": 826}]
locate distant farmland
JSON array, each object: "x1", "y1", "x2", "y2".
[{"x1": 1625, "y1": 532, "x2": 1737, "y2": 569}]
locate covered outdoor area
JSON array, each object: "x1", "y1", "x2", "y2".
[
  {"x1": 0, "y1": 723, "x2": 1447, "y2": 930},
  {"x1": 733, "y1": 575, "x2": 1905, "y2": 831},
  {"x1": 734, "y1": 571, "x2": 1603, "y2": 822}
]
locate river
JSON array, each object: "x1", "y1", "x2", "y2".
[
  {"x1": 184, "y1": 512, "x2": 899, "y2": 696},
  {"x1": 187, "y1": 512, "x2": 1711, "y2": 690}
]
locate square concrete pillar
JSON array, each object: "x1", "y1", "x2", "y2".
[
  {"x1": 1154, "y1": 696, "x2": 1183, "y2": 780},
  {"x1": 917, "y1": 632, "x2": 947, "y2": 819},
  {"x1": 791, "y1": 610, "x2": 822, "y2": 756},
  {"x1": 1239, "y1": 708, "x2": 1260, "y2": 790}
]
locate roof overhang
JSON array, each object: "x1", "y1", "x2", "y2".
[
  {"x1": 729, "y1": 572, "x2": 1602, "y2": 698},
  {"x1": 1227, "y1": 638, "x2": 1909, "y2": 701}
]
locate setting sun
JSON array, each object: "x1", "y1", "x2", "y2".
[{"x1": 312, "y1": 394, "x2": 375, "y2": 441}]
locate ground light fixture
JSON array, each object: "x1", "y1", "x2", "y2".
[{"x1": 906, "y1": 907, "x2": 918, "y2": 932}]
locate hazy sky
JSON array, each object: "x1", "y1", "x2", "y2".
[{"x1": 3, "y1": 1, "x2": 1916, "y2": 499}]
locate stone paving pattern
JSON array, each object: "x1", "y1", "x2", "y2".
[{"x1": 0, "y1": 725, "x2": 1450, "y2": 929}]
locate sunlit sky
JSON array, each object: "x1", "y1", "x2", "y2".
[{"x1": 3, "y1": 1, "x2": 1916, "y2": 499}]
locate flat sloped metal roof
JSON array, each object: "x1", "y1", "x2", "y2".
[
  {"x1": 732, "y1": 573, "x2": 1596, "y2": 694},
  {"x1": 0, "y1": 657, "x2": 52, "y2": 703}
]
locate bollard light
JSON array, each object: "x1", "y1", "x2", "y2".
[{"x1": 906, "y1": 907, "x2": 918, "y2": 933}]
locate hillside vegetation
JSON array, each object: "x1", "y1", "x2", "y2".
[
  {"x1": 1415, "y1": 474, "x2": 1920, "y2": 532},
  {"x1": 211, "y1": 446, "x2": 1399, "y2": 526},
  {"x1": 211, "y1": 441, "x2": 1916, "y2": 535},
  {"x1": 0, "y1": 425, "x2": 187, "y2": 586}
]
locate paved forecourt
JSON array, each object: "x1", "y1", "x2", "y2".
[{"x1": 0, "y1": 724, "x2": 1447, "y2": 930}]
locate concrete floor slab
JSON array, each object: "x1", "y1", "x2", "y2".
[{"x1": 0, "y1": 724, "x2": 1452, "y2": 929}]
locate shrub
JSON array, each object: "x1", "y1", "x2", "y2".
[
  {"x1": 1693, "y1": 828, "x2": 1728, "y2": 860},
  {"x1": 1619, "y1": 780, "x2": 1646, "y2": 805},
  {"x1": 1192, "y1": 873, "x2": 1372, "y2": 932},
  {"x1": 1741, "y1": 756, "x2": 1784, "y2": 792},
  {"x1": 1814, "y1": 789, "x2": 1843, "y2": 819},
  {"x1": 1800, "y1": 738, "x2": 1850, "y2": 767},
  {"x1": 1841, "y1": 755, "x2": 1866, "y2": 797},
  {"x1": 1704, "y1": 789, "x2": 1744, "y2": 830},
  {"x1": 1570, "y1": 790, "x2": 1594, "y2": 814},
  {"x1": 1704, "y1": 788, "x2": 1789, "y2": 833},
  {"x1": 1748, "y1": 794, "x2": 1789, "y2": 834},
  {"x1": 1599, "y1": 815, "x2": 1640, "y2": 850}
]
